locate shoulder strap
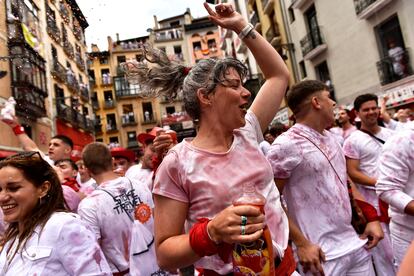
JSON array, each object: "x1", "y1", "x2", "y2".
[
  {"x1": 359, "y1": 129, "x2": 385, "y2": 144},
  {"x1": 295, "y1": 132, "x2": 345, "y2": 186}
]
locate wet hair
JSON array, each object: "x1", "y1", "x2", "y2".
[
  {"x1": 51, "y1": 135, "x2": 74, "y2": 149},
  {"x1": 269, "y1": 122, "x2": 287, "y2": 137},
  {"x1": 55, "y1": 158, "x2": 78, "y2": 171},
  {"x1": 82, "y1": 142, "x2": 113, "y2": 175},
  {"x1": 124, "y1": 43, "x2": 248, "y2": 120},
  {"x1": 353, "y1": 93, "x2": 378, "y2": 111},
  {"x1": 286, "y1": 80, "x2": 329, "y2": 116},
  {"x1": 0, "y1": 152, "x2": 66, "y2": 255}
]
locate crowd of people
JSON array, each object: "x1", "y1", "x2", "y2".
[{"x1": 0, "y1": 2, "x2": 413, "y2": 276}]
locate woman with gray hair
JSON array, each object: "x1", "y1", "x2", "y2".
[{"x1": 126, "y1": 3, "x2": 292, "y2": 274}]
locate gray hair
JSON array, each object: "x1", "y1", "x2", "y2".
[{"x1": 125, "y1": 44, "x2": 248, "y2": 120}]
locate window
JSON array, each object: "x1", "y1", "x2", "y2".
[
  {"x1": 193, "y1": 41, "x2": 201, "y2": 50},
  {"x1": 127, "y1": 131, "x2": 137, "y2": 143},
  {"x1": 55, "y1": 84, "x2": 65, "y2": 106},
  {"x1": 104, "y1": 91, "x2": 113, "y2": 101},
  {"x1": 207, "y1": 39, "x2": 217, "y2": 48},
  {"x1": 88, "y1": 69, "x2": 95, "y2": 82},
  {"x1": 51, "y1": 45, "x2": 57, "y2": 59},
  {"x1": 288, "y1": 6, "x2": 295, "y2": 23},
  {"x1": 299, "y1": 61, "x2": 307, "y2": 79},
  {"x1": 158, "y1": 47, "x2": 166, "y2": 52},
  {"x1": 315, "y1": 61, "x2": 335, "y2": 100},
  {"x1": 174, "y1": 45, "x2": 182, "y2": 54},
  {"x1": 109, "y1": 136, "x2": 119, "y2": 143},
  {"x1": 142, "y1": 102, "x2": 153, "y2": 122},
  {"x1": 106, "y1": 114, "x2": 117, "y2": 130},
  {"x1": 166, "y1": 106, "x2": 176, "y2": 114},
  {"x1": 96, "y1": 138, "x2": 103, "y2": 142},
  {"x1": 117, "y1": 55, "x2": 126, "y2": 64},
  {"x1": 99, "y1": 57, "x2": 108, "y2": 64},
  {"x1": 101, "y1": 68, "x2": 111, "y2": 84},
  {"x1": 170, "y1": 20, "x2": 180, "y2": 27}
]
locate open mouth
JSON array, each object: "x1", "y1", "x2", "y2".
[
  {"x1": 239, "y1": 103, "x2": 248, "y2": 113},
  {"x1": 2, "y1": 204, "x2": 17, "y2": 214}
]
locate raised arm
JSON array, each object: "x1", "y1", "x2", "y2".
[
  {"x1": 204, "y1": 2, "x2": 290, "y2": 132},
  {"x1": 1, "y1": 116, "x2": 40, "y2": 151}
]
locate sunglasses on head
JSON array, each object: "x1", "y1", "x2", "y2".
[{"x1": 6, "y1": 151, "x2": 43, "y2": 161}]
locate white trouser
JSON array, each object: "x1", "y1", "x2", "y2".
[
  {"x1": 369, "y1": 223, "x2": 396, "y2": 276},
  {"x1": 303, "y1": 246, "x2": 375, "y2": 276},
  {"x1": 390, "y1": 221, "x2": 414, "y2": 269}
]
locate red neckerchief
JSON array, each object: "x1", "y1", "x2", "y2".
[{"x1": 63, "y1": 177, "x2": 80, "y2": 192}]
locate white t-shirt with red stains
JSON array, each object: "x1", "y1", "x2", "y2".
[
  {"x1": 78, "y1": 176, "x2": 154, "y2": 274},
  {"x1": 125, "y1": 164, "x2": 153, "y2": 191},
  {"x1": 153, "y1": 111, "x2": 289, "y2": 275},
  {"x1": 343, "y1": 127, "x2": 394, "y2": 208},
  {"x1": 267, "y1": 123, "x2": 367, "y2": 261},
  {"x1": 377, "y1": 122, "x2": 414, "y2": 231},
  {"x1": 0, "y1": 212, "x2": 111, "y2": 275}
]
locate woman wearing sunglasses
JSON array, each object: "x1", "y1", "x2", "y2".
[{"x1": 0, "y1": 151, "x2": 111, "y2": 275}]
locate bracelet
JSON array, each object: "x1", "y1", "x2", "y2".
[
  {"x1": 238, "y1": 23, "x2": 254, "y2": 40},
  {"x1": 12, "y1": 124, "x2": 25, "y2": 135}
]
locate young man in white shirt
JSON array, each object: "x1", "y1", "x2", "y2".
[
  {"x1": 78, "y1": 142, "x2": 159, "y2": 275},
  {"x1": 376, "y1": 121, "x2": 414, "y2": 269},
  {"x1": 267, "y1": 80, "x2": 383, "y2": 275},
  {"x1": 343, "y1": 93, "x2": 395, "y2": 276}
]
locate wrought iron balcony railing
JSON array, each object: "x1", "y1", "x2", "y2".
[
  {"x1": 121, "y1": 114, "x2": 137, "y2": 126},
  {"x1": 51, "y1": 60, "x2": 67, "y2": 83},
  {"x1": 376, "y1": 48, "x2": 413, "y2": 86},
  {"x1": 46, "y1": 19, "x2": 61, "y2": 44},
  {"x1": 104, "y1": 100, "x2": 116, "y2": 109},
  {"x1": 80, "y1": 84, "x2": 89, "y2": 101},
  {"x1": 300, "y1": 26, "x2": 326, "y2": 58}
]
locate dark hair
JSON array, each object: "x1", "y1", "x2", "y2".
[
  {"x1": 51, "y1": 135, "x2": 74, "y2": 149},
  {"x1": 55, "y1": 158, "x2": 78, "y2": 171},
  {"x1": 0, "y1": 152, "x2": 66, "y2": 255},
  {"x1": 82, "y1": 142, "x2": 113, "y2": 175},
  {"x1": 353, "y1": 93, "x2": 378, "y2": 111},
  {"x1": 287, "y1": 80, "x2": 329, "y2": 115},
  {"x1": 269, "y1": 122, "x2": 287, "y2": 137},
  {"x1": 124, "y1": 43, "x2": 247, "y2": 120}
]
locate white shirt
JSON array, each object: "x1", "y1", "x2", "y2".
[
  {"x1": 0, "y1": 212, "x2": 111, "y2": 275},
  {"x1": 259, "y1": 140, "x2": 271, "y2": 155},
  {"x1": 267, "y1": 123, "x2": 366, "y2": 260},
  {"x1": 125, "y1": 164, "x2": 153, "y2": 191},
  {"x1": 385, "y1": 119, "x2": 410, "y2": 132},
  {"x1": 78, "y1": 176, "x2": 154, "y2": 274},
  {"x1": 377, "y1": 122, "x2": 414, "y2": 231},
  {"x1": 343, "y1": 128, "x2": 394, "y2": 208}
]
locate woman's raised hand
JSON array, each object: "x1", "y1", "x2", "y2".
[{"x1": 203, "y1": 2, "x2": 246, "y2": 34}]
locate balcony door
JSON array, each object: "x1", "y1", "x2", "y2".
[{"x1": 305, "y1": 5, "x2": 321, "y2": 47}]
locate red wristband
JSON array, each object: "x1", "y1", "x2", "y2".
[
  {"x1": 189, "y1": 218, "x2": 218, "y2": 257},
  {"x1": 12, "y1": 125, "x2": 25, "y2": 135},
  {"x1": 355, "y1": 199, "x2": 380, "y2": 222}
]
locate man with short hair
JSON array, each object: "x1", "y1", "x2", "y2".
[
  {"x1": 110, "y1": 147, "x2": 135, "y2": 176},
  {"x1": 376, "y1": 121, "x2": 414, "y2": 269},
  {"x1": 343, "y1": 93, "x2": 396, "y2": 275},
  {"x1": 1, "y1": 116, "x2": 73, "y2": 165},
  {"x1": 330, "y1": 107, "x2": 357, "y2": 143},
  {"x1": 79, "y1": 142, "x2": 159, "y2": 275},
  {"x1": 267, "y1": 80, "x2": 382, "y2": 275},
  {"x1": 76, "y1": 159, "x2": 97, "y2": 196}
]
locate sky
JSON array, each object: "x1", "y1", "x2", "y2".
[{"x1": 77, "y1": 0, "x2": 210, "y2": 51}]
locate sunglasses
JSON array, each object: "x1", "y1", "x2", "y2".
[{"x1": 7, "y1": 151, "x2": 42, "y2": 160}]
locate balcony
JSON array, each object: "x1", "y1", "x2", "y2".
[
  {"x1": 116, "y1": 65, "x2": 125, "y2": 76},
  {"x1": 75, "y1": 53, "x2": 85, "y2": 71},
  {"x1": 92, "y1": 99, "x2": 99, "y2": 110},
  {"x1": 14, "y1": 86, "x2": 47, "y2": 119},
  {"x1": 127, "y1": 140, "x2": 139, "y2": 149},
  {"x1": 354, "y1": 0, "x2": 393, "y2": 20},
  {"x1": 104, "y1": 99, "x2": 116, "y2": 109},
  {"x1": 46, "y1": 19, "x2": 61, "y2": 44},
  {"x1": 56, "y1": 104, "x2": 73, "y2": 123},
  {"x1": 121, "y1": 113, "x2": 137, "y2": 126},
  {"x1": 59, "y1": 1, "x2": 70, "y2": 24},
  {"x1": 376, "y1": 49, "x2": 413, "y2": 86},
  {"x1": 73, "y1": 21, "x2": 83, "y2": 42},
  {"x1": 85, "y1": 118, "x2": 95, "y2": 133},
  {"x1": 300, "y1": 26, "x2": 327, "y2": 60},
  {"x1": 141, "y1": 113, "x2": 157, "y2": 125},
  {"x1": 51, "y1": 60, "x2": 67, "y2": 83},
  {"x1": 63, "y1": 40, "x2": 75, "y2": 59},
  {"x1": 291, "y1": 0, "x2": 312, "y2": 9},
  {"x1": 80, "y1": 84, "x2": 89, "y2": 101},
  {"x1": 154, "y1": 28, "x2": 183, "y2": 42},
  {"x1": 101, "y1": 75, "x2": 112, "y2": 86},
  {"x1": 66, "y1": 74, "x2": 80, "y2": 93},
  {"x1": 262, "y1": 0, "x2": 274, "y2": 15},
  {"x1": 114, "y1": 76, "x2": 142, "y2": 98},
  {"x1": 106, "y1": 123, "x2": 118, "y2": 133},
  {"x1": 73, "y1": 112, "x2": 86, "y2": 129}
]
